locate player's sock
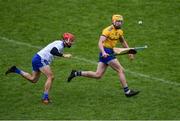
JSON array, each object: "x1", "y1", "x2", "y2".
[
  {"x1": 42, "y1": 92, "x2": 49, "y2": 100},
  {"x1": 74, "y1": 71, "x2": 81, "y2": 76},
  {"x1": 15, "y1": 68, "x2": 22, "y2": 74},
  {"x1": 124, "y1": 86, "x2": 130, "y2": 94}
]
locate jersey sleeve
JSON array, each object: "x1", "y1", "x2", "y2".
[
  {"x1": 50, "y1": 47, "x2": 63, "y2": 56},
  {"x1": 54, "y1": 42, "x2": 64, "y2": 54},
  {"x1": 102, "y1": 28, "x2": 110, "y2": 37}
]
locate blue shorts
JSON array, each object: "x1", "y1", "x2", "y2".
[
  {"x1": 99, "y1": 48, "x2": 116, "y2": 65},
  {"x1": 32, "y1": 54, "x2": 49, "y2": 71}
]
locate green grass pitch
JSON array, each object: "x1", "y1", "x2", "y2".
[{"x1": 0, "y1": 0, "x2": 179, "y2": 120}]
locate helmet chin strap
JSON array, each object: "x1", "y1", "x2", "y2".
[
  {"x1": 64, "y1": 38, "x2": 71, "y2": 48},
  {"x1": 115, "y1": 26, "x2": 121, "y2": 29},
  {"x1": 67, "y1": 45, "x2": 71, "y2": 48}
]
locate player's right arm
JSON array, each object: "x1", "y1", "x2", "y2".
[
  {"x1": 99, "y1": 26, "x2": 111, "y2": 58},
  {"x1": 98, "y1": 35, "x2": 109, "y2": 58}
]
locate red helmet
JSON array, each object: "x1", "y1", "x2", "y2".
[
  {"x1": 63, "y1": 32, "x2": 75, "y2": 42},
  {"x1": 62, "y1": 32, "x2": 75, "y2": 47}
]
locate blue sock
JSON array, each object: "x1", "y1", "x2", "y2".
[
  {"x1": 124, "y1": 86, "x2": 130, "y2": 94},
  {"x1": 42, "y1": 92, "x2": 49, "y2": 100},
  {"x1": 15, "y1": 68, "x2": 22, "y2": 74}
]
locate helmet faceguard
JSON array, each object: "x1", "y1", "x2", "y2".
[{"x1": 62, "y1": 33, "x2": 75, "y2": 48}]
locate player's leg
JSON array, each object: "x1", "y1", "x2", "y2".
[
  {"x1": 108, "y1": 59, "x2": 139, "y2": 97},
  {"x1": 108, "y1": 59, "x2": 127, "y2": 87},
  {"x1": 5, "y1": 54, "x2": 43, "y2": 82},
  {"x1": 5, "y1": 65, "x2": 41, "y2": 83},
  {"x1": 20, "y1": 70, "x2": 41, "y2": 83},
  {"x1": 67, "y1": 62, "x2": 108, "y2": 82},
  {"x1": 39, "y1": 65, "x2": 54, "y2": 104},
  {"x1": 67, "y1": 48, "x2": 114, "y2": 82},
  {"x1": 81, "y1": 62, "x2": 108, "y2": 78}
]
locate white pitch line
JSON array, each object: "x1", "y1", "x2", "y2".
[
  {"x1": 126, "y1": 70, "x2": 180, "y2": 86},
  {"x1": 1, "y1": 36, "x2": 180, "y2": 86},
  {"x1": 0, "y1": 36, "x2": 42, "y2": 49}
]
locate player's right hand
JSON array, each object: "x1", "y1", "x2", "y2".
[{"x1": 102, "y1": 52, "x2": 109, "y2": 58}]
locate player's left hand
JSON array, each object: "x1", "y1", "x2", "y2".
[
  {"x1": 63, "y1": 54, "x2": 72, "y2": 58},
  {"x1": 128, "y1": 54, "x2": 135, "y2": 60}
]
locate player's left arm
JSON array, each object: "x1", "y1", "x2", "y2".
[
  {"x1": 50, "y1": 47, "x2": 63, "y2": 56},
  {"x1": 50, "y1": 47, "x2": 71, "y2": 58},
  {"x1": 119, "y1": 36, "x2": 129, "y2": 48},
  {"x1": 120, "y1": 36, "x2": 135, "y2": 60}
]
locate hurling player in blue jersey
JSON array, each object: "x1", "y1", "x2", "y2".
[{"x1": 5, "y1": 33, "x2": 75, "y2": 104}]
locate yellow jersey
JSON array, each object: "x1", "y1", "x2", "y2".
[{"x1": 102, "y1": 25, "x2": 123, "y2": 48}]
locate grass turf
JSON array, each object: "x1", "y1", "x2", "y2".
[{"x1": 0, "y1": 0, "x2": 179, "y2": 120}]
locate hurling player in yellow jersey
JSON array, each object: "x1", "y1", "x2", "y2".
[{"x1": 67, "y1": 15, "x2": 139, "y2": 97}]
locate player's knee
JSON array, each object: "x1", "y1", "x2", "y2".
[
  {"x1": 95, "y1": 76, "x2": 101, "y2": 79},
  {"x1": 48, "y1": 74, "x2": 54, "y2": 81},
  {"x1": 31, "y1": 78, "x2": 38, "y2": 83},
  {"x1": 51, "y1": 75, "x2": 55, "y2": 80},
  {"x1": 95, "y1": 73, "x2": 102, "y2": 79},
  {"x1": 118, "y1": 68, "x2": 124, "y2": 74}
]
